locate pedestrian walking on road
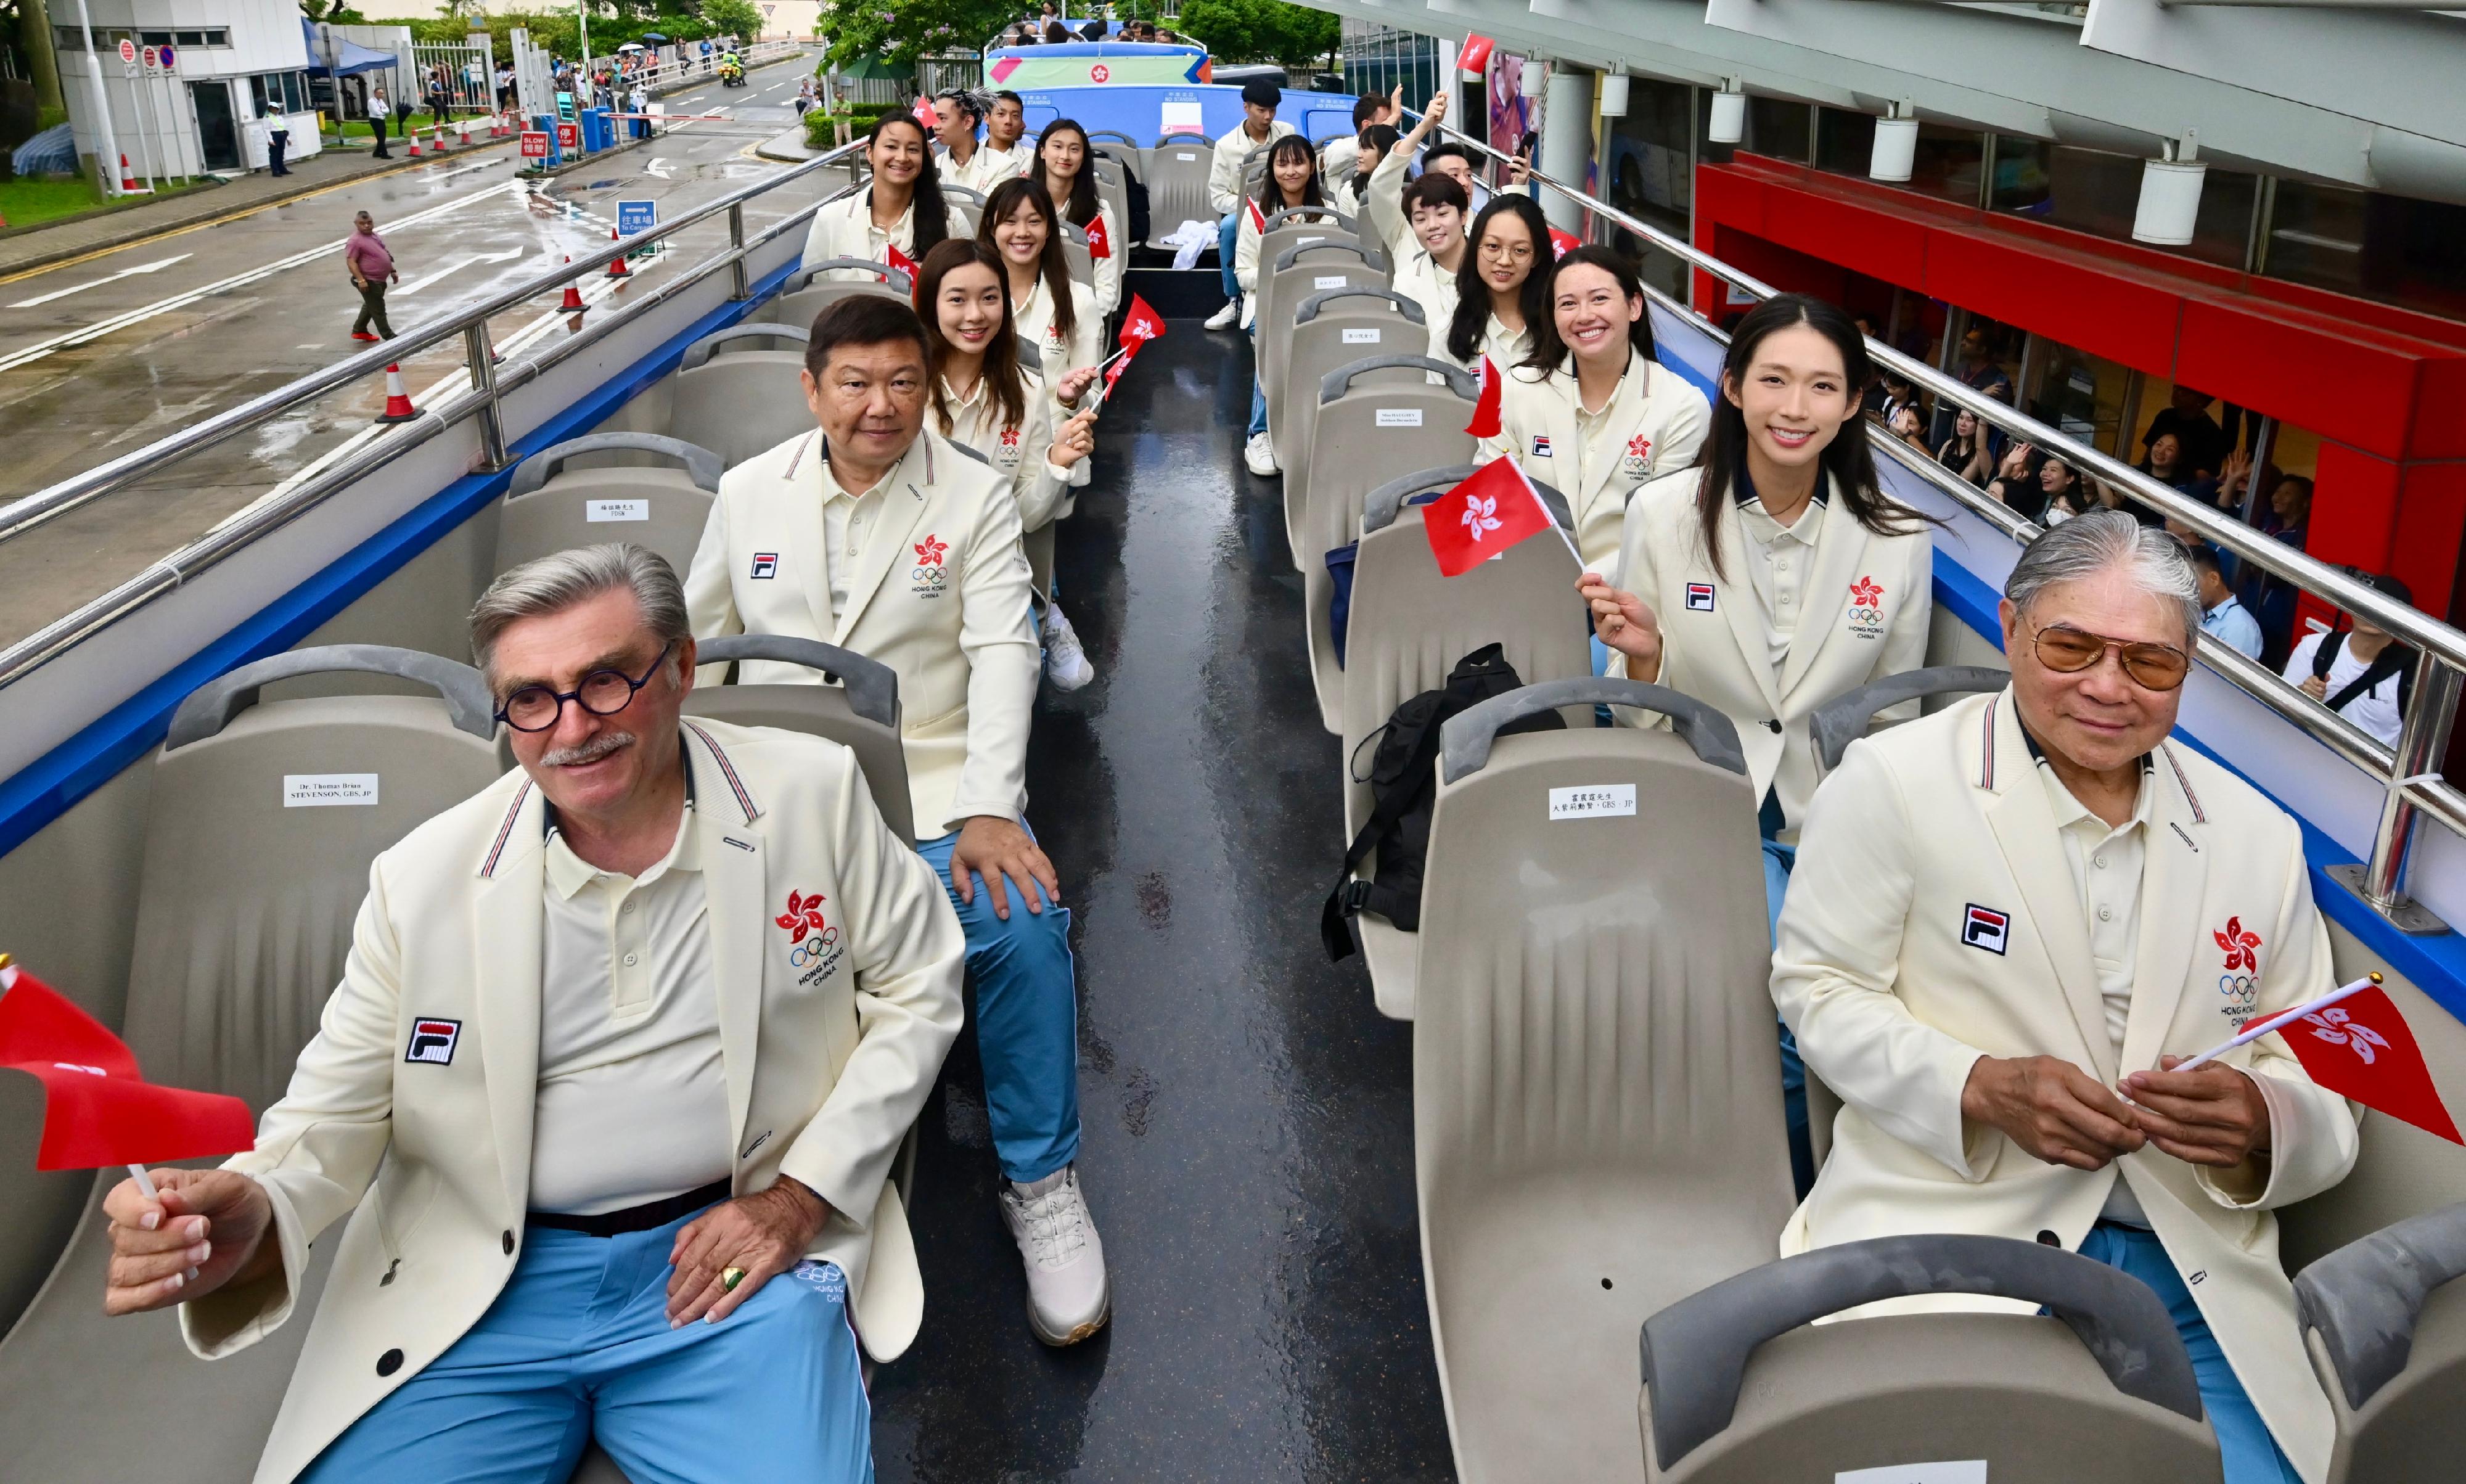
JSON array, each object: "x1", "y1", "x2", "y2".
[
  {"x1": 264, "y1": 110, "x2": 292, "y2": 176},
  {"x1": 346, "y1": 211, "x2": 400, "y2": 343},
  {"x1": 367, "y1": 82, "x2": 393, "y2": 158}
]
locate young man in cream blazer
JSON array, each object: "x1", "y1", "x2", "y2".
[
  {"x1": 683, "y1": 293, "x2": 1111, "y2": 1347},
  {"x1": 1775, "y1": 510, "x2": 2359, "y2": 1484},
  {"x1": 100, "y1": 546, "x2": 962, "y2": 1484}
]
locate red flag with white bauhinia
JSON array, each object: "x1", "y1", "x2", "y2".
[
  {"x1": 1422, "y1": 457, "x2": 1567, "y2": 577},
  {"x1": 1465, "y1": 354, "x2": 1502, "y2": 439},
  {"x1": 0, "y1": 957, "x2": 255, "y2": 1171},
  {"x1": 2276, "y1": 976, "x2": 2461, "y2": 1143},
  {"x1": 1458, "y1": 35, "x2": 1496, "y2": 76},
  {"x1": 1118, "y1": 294, "x2": 1165, "y2": 354},
  {"x1": 1086, "y1": 211, "x2": 1112, "y2": 260},
  {"x1": 911, "y1": 95, "x2": 938, "y2": 128},
  {"x1": 1548, "y1": 226, "x2": 1581, "y2": 260},
  {"x1": 885, "y1": 241, "x2": 918, "y2": 287},
  {"x1": 1245, "y1": 197, "x2": 1266, "y2": 237}
]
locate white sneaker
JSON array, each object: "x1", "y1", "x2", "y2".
[
  {"x1": 1244, "y1": 430, "x2": 1279, "y2": 477},
  {"x1": 1204, "y1": 300, "x2": 1240, "y2": 330},
  {"x1": 999, "y1": 1166, "x2": 1109, "y2": 1345},
  {"x1": 1042, "y1": 604, "x2": 1094, "y2": 691}
]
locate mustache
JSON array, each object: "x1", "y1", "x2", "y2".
[{"x1": 539, "y1": 730, "x2": 636, "y2": 768}]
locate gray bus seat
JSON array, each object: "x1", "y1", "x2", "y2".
[
  {"x1": 2296, "y1": 1200, "x2": 2466, "y2": 1482},
  {"x1": 1256, "y1": 241, "x2": 1385, "y2": 446},
  {"x1": 759, "y1": 260, "x2": 912, "y2": 332},
  {"x1": 1059, "y1": 219, "x2": 1092, "y2": 290},
  {"x1": 944, "y1": 182, "x2": 985, "y2": 236},
  {"x1": 1277, "y1": 289, "x2": 1426, "y2": 516},
  {"x1": 1295, "y1": 357, "x2": 1481, "y2": 728},
  {"x1": 1809, "y1": 664, "x2": 2009, "y2": 776},
  {"x1": 1089, "y1": 134, "x2": 1142, "y2": 184},
  {"x1": 1269, "y1": 282, "x2": 1414, "y2": 477},
  {"x1": 1142, "y1": 141, "x2": 1215, "y2": 247},
  {"x1": 1335, "y1": 483, "x2": 1588, "y2": 1017},
  {"x1": 682, "y1": 635, "x2": 913, "y2": 845},
  {"x1": 1089, "y1": 160, "x2": 1133, "y2": 250},
  {"x1": 1415, "y1": 681, "x2": 1787, "y2": 1481},
  {"x1": 666, "y1": 325, "x2": 813, "y2": 469},
  {"x1": 0, "y1": 647, "x2": 505, "y2": 1482},
  {"x1": 1639, "y1": 1234, "x2": 2218, "y2": 1483},
  {"x1": 496, "y1": 433, "x2": 723, "y2": 580}
]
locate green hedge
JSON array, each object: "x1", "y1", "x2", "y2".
[{"x1": 801, "y1": 100, "x2": 901, "y2": 151}]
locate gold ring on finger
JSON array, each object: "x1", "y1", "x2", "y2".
[{"x1": 721, "y1": 1266, "x2": 747, "y2": 1292}]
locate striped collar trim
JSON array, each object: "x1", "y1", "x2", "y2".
[
  {"x1": 803, "y1": 432, "x2": 933, "y2": 489},
  {"x1": 480, "y1": 724, "x2": 758, "y2": 878},
  {"x1": 684, "y1": 720, "x2": 761, "y2": 825},
  {"x1": 480, "y1": 781, "x2": 534, "y2": 879},
  {"x1": 1978, "y1": 694, "x2": 2206, "y2": 825}
]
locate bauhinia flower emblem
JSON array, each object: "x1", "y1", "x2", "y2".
[
  {"x1": 776, "y1": 890, "x2": 829, "y2": 943},
  {"x1": 2305, "y1": 1006, "x2": 2390, "y2": 1065},
  {"x1": 1461, "y1": 494, "x2": 1502, "y2": 541}
]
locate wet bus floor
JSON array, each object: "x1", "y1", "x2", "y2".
[{"x1": 868, "y1": 322, "x2": 1458, "y2": 1482}]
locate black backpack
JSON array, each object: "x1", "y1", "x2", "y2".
[
  {"x1": 2311, "y1": 629, "x2": 2414, "y2": 715},
  {"x1": 1319, "y1": 643, "x2": 1561, "y2": 959},
  {"x1": 1123, "y1": 173, "x2": 1151, "y2": 249}
]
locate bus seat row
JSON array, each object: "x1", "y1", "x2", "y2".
[
  {"x1": 756, "y1": 260, "x2": 911, "y2": 334},
  {"x1": 591, "y1": 324, "x2": 813, "y2": 471},
  {"x1": 1141, "y1": 139, "x2": 1213, "y2": 242},
  {"x1": 1271, "y1": 287, "x2": 1425, "y2": 479}
]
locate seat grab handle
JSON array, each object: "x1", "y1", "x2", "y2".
[
  {"x1": 2296, "y1": 1199, "x2": 2466, "y2": 1411},
  {"x1": 784, "y1": 259, "x2": 912, "y2": 296},
  {"x1": 1362, "y1": 465, "x2": 1571, "y2": 536},
  {"x1": 1809, "y1": 665, "x2": 2007, "y2": 773},
  {"x1": 681, "y1": 323, "x2": 810, "y2": 371},
  {"x1": 1441, "y1": 679, "x2": 1745, "y2": 783},
  {"x1": 1637, "y1": 1234, "x2": 2204, "y2": 1472},
  {"x1": 1319, "y1": 355, "x2": 1478, "y2": 405},
  {"x1": 1292, "y1": 287, "x2": 1425, "y2": 329},
  {"x1": 693, "y1": 635, "x2": 901, "y2": 732},
  {"x1": 166, "y1": 645, "x2": 496, "y2": 750},
  {"x1": 508, "y1": 433, "x2": 724, "y2": 498}
]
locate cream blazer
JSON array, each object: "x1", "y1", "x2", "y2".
[
  {"x1": 1208, "y1": 119, "x2": 1296, "y2": 214},
  {"x1": 1232, "y1": 201, "x2": 1340, "y2": 330},
  {"x1": 800, "y1": 189, "x2": 969, "y2": 278},
  {"x1": 180, "y1": 720, "x2": 964, "y2": 1484},
  {"x1": 1433, "y1": 310, "x2": 1530, "y2": 375},
  {"x1": 684, "y1": 429, "x2": 1039, "y2": 840},
  {"x1": 1774, "y1": 689, "x2": 2359, "y2": 1483},
  {"x1": 941, "y1": 140, "x2": 1024, "y2": 194},
  {"x1": 1044, "y1": 194, "x2": 1123, "y2": 316},
  {"x1": 939, "y1": 367, "x2": 1078, "y2": 529},
  {"x1": 1476, "y1": 349, "x2": 1711, "y2": 573},
  {"x1": 1009, "y1": 274, "x2": 1102, "y2": 408},
  {"x1": 1615, "y1": 468, "x2": 1931, "y2": 831}
]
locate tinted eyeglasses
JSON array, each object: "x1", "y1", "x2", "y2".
[
  {"x1": 496, "y1": 642, "x2": 673, "y2": 732},
  {"x1": 2030, "y1": 623, "x2": 2190, "y2": 692}
]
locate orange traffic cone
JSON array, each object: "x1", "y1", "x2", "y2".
[
  {"x1": 605, "y1": 227, "x2": 630, "y2": 279},
  {"x1": 406, "y1": 130, "x2": 423, "y2": 158},
  {"x1": 375, "y1": 364, "x2": 417, "y2": 424},
  {"x1": 118, "y1": 154, "x2": 140, "y2": 192},
  {"x1": 559, "y1": 258, "x2": 588, "y2": 313}
]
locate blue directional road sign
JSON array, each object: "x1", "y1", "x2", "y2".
[{"x1": 616, "y1": 200, "x2": 657, "y2": 236}]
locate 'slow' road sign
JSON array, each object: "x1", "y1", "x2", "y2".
[{"x1": 520, "y1": 131, "x2": 550, "y2": 159}]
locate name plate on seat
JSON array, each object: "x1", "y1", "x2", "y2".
[
  {"x1": 586, "y1": 499, "x2": 652, "y2": 522},
  {"x1": 1314, "y1": 274, "x2": 1346, "y2": 288},
  {"x1": 1297, "y1": 235, "x2": 1324, "y2": 245},
  {"x1": 285, "y1": 774, "x2": 381, "y2": 808},
  {"x1": 1549, "y1": 784, "x2": 1634, "y2": 819},
  {"x1": 1342, "y1": 327, "x2": 1381, "y2": 344},
  {"x1": 1835, "y1": 1464, "x2": 1985, "y2": 1484},
  {"x1": 1374, "y1": 408, "x2": 1422, "y2": 427}
]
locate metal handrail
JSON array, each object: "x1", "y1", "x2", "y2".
[
  {"x1": 1406, "y1": 109, "x2": 2463, "y2": 927},
  {"x1": 0, "y1": 135, "x2": 872, "y2": 695}
]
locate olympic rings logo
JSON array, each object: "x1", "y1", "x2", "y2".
[
  {"x1": 790, "y1": 929, "x2": 840, "y2": 966},
  {"x1": 2218, "y1": 974, "x2": 2258, "y2": 1005}
]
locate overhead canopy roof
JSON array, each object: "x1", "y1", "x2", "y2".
[{"x1": 301, "y1": 20, "x2": 399, "y2": 78}]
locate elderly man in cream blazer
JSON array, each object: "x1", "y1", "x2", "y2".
[
  {"x1": 1774, "y1": 510, "x2": 2359, "y2": 1484},
  {"x1": 100, "y1": 544, "x2": 962, "y2": 1484},
  {"x1": 684, "y1": 292, "x2": 1110, "y2": 1349}
]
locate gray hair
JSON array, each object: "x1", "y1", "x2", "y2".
[
  {"x1": 2004, "y1": 508, "x2": 2203, "y2": 644},
  {"x1": 469, "y1": 543, "x2": 691, "y2": 681}
]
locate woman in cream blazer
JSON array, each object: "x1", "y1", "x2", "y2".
[
  {"x1": 1027, "y1": 119, "x2": 1124, "y2": 317},
  {"x1": 980, "y1": 176, "x2": 1101, "y2": 411},
  {"x1": 1362, "y1": 98, "x2": 1468, "y2": 346},
  {"x1": 801, "y1": 114, "x2": 968, "y2": 281},
  {"x1": 1477, "y1": 246, "x2": 1711, "y2": 577},
  {"x1": 1435, "y1": 192, "x2": 1549, "y2": 372}
]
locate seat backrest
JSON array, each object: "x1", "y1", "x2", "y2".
[
  {"x1": 1089, "y1": 134, "x2": 1142, "y2": 184},
  {"x1": 1639, "y1": 1235, "x2": 2216, "y2": 1483},
  {"x1": 1091, "y1": 160, "x2": 1133, "y2": 246},
  {"x1": 496, "y1": 432, "x2": 721, "y2": 580},
  {"x1": 2297, "y1": 1200, "x2": 2466, "y2": 1483},
  {"x1": 1276, "y1": 289, "x2": 1428, "y2": 491},
  {"x1": 681, "y1": 635, "x2": 913, "y2": 843},
  {"x1": 760, "y1": 260, "x2": 911, "y2": 330},
  {"x1": 668, "y1": 325, "x2": 813, "y2": 468},
  {"x1": 1338, "y1": 473, "x2": 1586, "y2": 836},
  {"x1": 1300, "y1": 356, "x2": 1478, "y2": 577},
  {"x1": 139, "y1": 647, "x2": 507, "y2": 1104},
  {"x1": 1142, "y1": 139, "x2": 1214, "y2": 239},
  {"x1": 1257, "y1": 244, "x2": 1383, "y2": 445},
  {"x1": 1414, "y1": 679, "x2": 1791, "y2": 1482},
  {"x1": 1809, "y1": 665, "x2": 2010, "y2": 777}
]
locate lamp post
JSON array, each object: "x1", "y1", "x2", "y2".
[{"x1": 71, "y1": 0, "x2": 129, "y2": 196}]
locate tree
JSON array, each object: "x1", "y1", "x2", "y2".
[
  {"x1": 817, "y1": 0, "x2": 1014, "y2": 68},
  {"x1": 700, "y1": 0, "x2": 763, "y2": 40},
  {"x1": 1174, "y1": 0, "x2": 1337, "y2": 68}
]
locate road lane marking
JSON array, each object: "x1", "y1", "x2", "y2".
[
  {"x1": 0, "y1": 182, "x2": 518, "y2": 374},
  {"x1": 395, "y1": 246, "x2": 525, "y2": 295},
  {"x1": 7, "y1": 253, "x2": 195, "y2": 308}
]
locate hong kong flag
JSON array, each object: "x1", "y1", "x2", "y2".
[
  {"x1": 1458, "y1": 35, "x2": 1496, "y2": 77},
  {"x1": 1464, "y1": 354, "x2": 1502, "y2": 438},
  {"x1": 2281, "y1": 981, "x2": 2461, "y2": 1143},
  {"x1": 884, "y1": 241, "x2": 918, "y2": 287},
  {"x1": 1117, "y1": 293, "x2": 1165, "y2": 353},
  {"x1": 1085, "y1": 210, "x2": 1112, "y2": 261},
  {"x1": 1549, "y1": 226, "x2": 1582, "y2": 260},
  {"x1": 1422, "y1": 457, "x2": 1555, "y2": 578},
  {"x1": 0, "y1": 959, "x2": 254, "y2": 1170},
  {"x1": 1245, "y1": 196, "x2": 1267, "y2": 237},
  {"x1": 911, "y1": 95, "x2": 938, "y2": 128}
]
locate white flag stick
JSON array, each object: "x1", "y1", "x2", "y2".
[
  {"x1": 2173, "y1": 972, "x2": 2382, "y2": 1073},
  {"x1": 1509, "y1": 458, "x2": 1584, "y2": 569},
  {"x1": 129, "y1": 1163, "x2": 159, "y2": 1200}
]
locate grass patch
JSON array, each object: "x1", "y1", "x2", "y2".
[{"x1": 0, "y1": 176, "x2": 210, "y2": 232}]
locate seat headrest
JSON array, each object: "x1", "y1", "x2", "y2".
[
  {"x1": 1273, "y1": 239, "x2": 1383, "y2": 275},
  {"x1": 1809, "y1": 666, "x2": 2009, "y2": 773},
  {"x1": 1320, "y1": 354, "x2": 1477, "y2": 406},
  {"x1": 1440, "y1": 679, "x2": 1745, "y2": 784},
  {"x1": 784, "y1": 259, "x2": 912, "y2": 296},
  {"x1": 1293, "y1": 286, "x2": 1424, "y2": 328},
  {"x1": 693, "y1": 634, "x2": 899, "y2": 730},
  {"x1": 682, "y1": 323, "x2": 810, "y2": 370},
  {"x1": 2296, "y1": 1199, "x2": 2466, "y2": 1411},
  {"x1": 166, "y1": 645, "x2": 496, "y2": 752},
  {"x1": 508, "y1": 433, "x2": 724, "y2": 498}
]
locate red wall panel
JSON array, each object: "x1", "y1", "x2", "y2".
[
  {"x1": 1920, "y1": 229, "x2": 2181, "y2": 374},
  {"x1": 2176, "y1": 301, "x2": 2420, "y2": 461}
]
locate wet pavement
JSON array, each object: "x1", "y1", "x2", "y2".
[
  {"x1": 0, "y1": 62, "x2": 821, "y2": 650},
  {"x1": 869, "y1": 322, "x2": 1458, "y2": 1482}
]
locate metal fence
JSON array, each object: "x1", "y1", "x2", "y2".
[{"x1": 410, "y1": 39, "x2": 495, "y2": 117}]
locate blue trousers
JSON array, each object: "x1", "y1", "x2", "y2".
[
  {"x1": 1247, "y1": 322, "x2": 1268, "y2": 438},
  {"x1": 300, "y1": 1206, "x2": 870, "y2": 1484},
  {"x1": 917, "y1": 829, "x2": 1082, "y2": 1183},
  {"x1": 1763, "y1": 837, "x2": 1814, "y2": 1198},
  {"x1": 2078, "y1": 1223, "x2": 2303, "y2": 1484},
  {"x1": 1218, "y1": 210, "x2": 1242, "y2": 298}
]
